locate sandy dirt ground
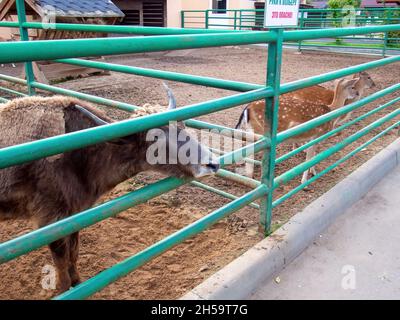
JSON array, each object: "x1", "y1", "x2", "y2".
[{"x1": 0, "y1": 46, "x2": 399, "y2": 300}]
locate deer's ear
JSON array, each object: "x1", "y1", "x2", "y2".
[
  {"x1": 334, "y1": 78, "x2": 345, "y2": 86},
  {"x1": 345, "y1": 78, "x2": 359, "y2": 87}
]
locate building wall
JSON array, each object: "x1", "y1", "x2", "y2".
[
  {"x1": 0, "y1": 15, "x2": 38, "y2": 40},
  {"x1": 0, "y1": 0, "x2": 261, "y2": 34},
  {"x1": 180, "y1": 0, "x2": 259, "y2": 11},
  {"x1": 113, "y1": 0, "x2": 141, "y2": 10},
  {"x1": 230, "y1": 0, "x2": 258, "y2": 10},
  {"x1": 181, "y1": 0, "x2": 208, "y2": 11},
  {"x1": 0, "y1": 27, "x2": 9, "y2": 39},
  {"x1": 169, "y1": 0, "x2": 260, "y2": 28},
  {"x1": 166, "y1": 0, "x2": 183, "y2": 28}
]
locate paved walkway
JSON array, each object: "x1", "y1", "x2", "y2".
[{"x1": 250, "y1": 166, "x2": 400, "y2": 300}]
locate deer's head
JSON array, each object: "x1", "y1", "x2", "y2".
[
  {"x1": 331, "y1": 78, "x2": 359, "y2": 108},
  {"x1": 353, "y1": 71, "x2": 376, "y2": 91}
]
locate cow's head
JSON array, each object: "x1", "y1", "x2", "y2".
[
  {"x1": 142, "y1": 83, "x2": 220, "y2": 178},
  {"x1": 75, "y1": 84, "x2": 220, "y2": 179}
]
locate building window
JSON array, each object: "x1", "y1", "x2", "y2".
[{"x1": 212, "y1": 0, "x2": 227, "y2": 14}]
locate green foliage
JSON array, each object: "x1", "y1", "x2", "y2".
[
  {"x1": 327, "y1": 0, "x2": 361, "y2": 30},
  {"x1": 387, "y1": 10, "x2": 400, "y2": 46},
  {"x1": 327, "y1": 0, "x2": 361, "y2": 9}
]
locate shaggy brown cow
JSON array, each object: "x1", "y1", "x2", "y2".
[{"x1": 0, "y1": 90, "x2": 219, "y2": 292}]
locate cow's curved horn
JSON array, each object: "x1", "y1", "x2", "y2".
[
  {"x1": 163, "y1": 82, "x2": 177, "y2": 110},
  {"x1": 75, "y1": 105, "x2": 109, "y2": 126}
]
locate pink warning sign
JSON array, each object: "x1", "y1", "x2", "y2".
[{"x1": 264, "y1": 0, "x2": 300, "y2": 27}]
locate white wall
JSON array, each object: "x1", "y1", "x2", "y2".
[
  {"x1": 167, "y1": 0, "x2": 183, "y2": 27},
  {"x1": 169, "y1": 0, "x2": 261, "y2": 28}
]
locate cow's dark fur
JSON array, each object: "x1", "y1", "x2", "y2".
[{"x1": 0, "y1": 96, "x2": 218, "y2": 292}]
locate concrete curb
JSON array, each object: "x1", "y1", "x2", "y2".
[{"x1": 182, "y1": 138, "x2": 400, "y2": 300}]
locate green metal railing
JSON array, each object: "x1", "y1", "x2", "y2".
[
  {"x1": 0, "y1": 0, "x2": 399, "y2": 300},
  {"x1": 181, "y1": 7, "x2": 400, "y2": 56}
]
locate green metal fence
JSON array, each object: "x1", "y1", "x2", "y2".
[
  {"x1": 181, "y1": 7, "x2": 400, "y2": 56},
  {"x1": 0, "y1": 0, "x2": 399, "y2": 300}
]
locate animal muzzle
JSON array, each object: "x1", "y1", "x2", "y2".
[{"x1": 193, "y1": 162, "x2": 220, "y2": 178}]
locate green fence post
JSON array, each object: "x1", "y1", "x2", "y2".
[
  {"x1": 181, "y1": 11, "x2": 185, "y2": 28},
  {"x1": 234, "y1": 10, "x2": 238, "y2": 30},
  {"x1": 298, "y1": 10, "x2": 305, "y2": 53},
  {"x1": 383, "y1": 10, "x2": 392, "y2": 57},
  {"x1": 383, "y1": 31, "x2": 388, "y2": 57},
  {"x1": 260, "y1": 28, "x2": 283, "y2": 234},
  {"x1": 205, "y1": 10, "x2": 209, "y2": 29},
  {"x1": 15, "y1": 0, "x2": 35, "y2": 96}
]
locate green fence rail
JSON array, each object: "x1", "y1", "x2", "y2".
[
  {"x1": 181, "y1": 7, "x2": 400, "y2": 56},
  {"x1": 0, "y1": 0, "x2": 399, "y2": 300}
]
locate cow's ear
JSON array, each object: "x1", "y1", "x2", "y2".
[
  {"x1": 107, "y1": 135, "x2": 136, "y2": 145},
  {"x1": 74, "y1": 105, "x2": 135, "y2": 145},
  {"x1": 106, "y1": 139, "x2": 126, "y2": 146}
]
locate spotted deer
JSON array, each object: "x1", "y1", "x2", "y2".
[
  {"x1": 236, "y1": 78, "x2": 359, "y2": 184},
  {"x1": 291, "y1": 71, "x2": 375, "y2": 124}
]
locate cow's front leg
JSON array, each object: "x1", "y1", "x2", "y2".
[
  {"x1": 68, "y1": 232, "x2": 81, "y2": 287},
  {"x1": 49, "y1": 237, "x2": 71, "y2": 293}
]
